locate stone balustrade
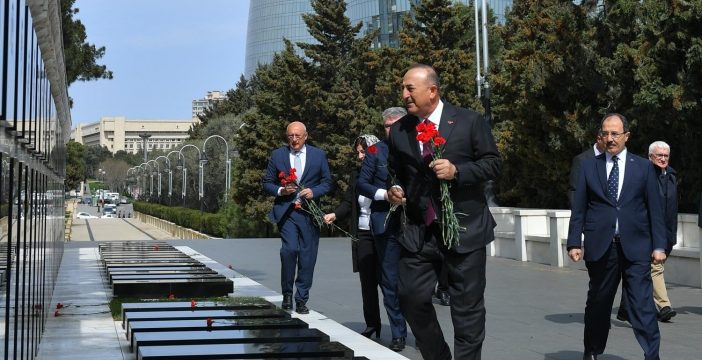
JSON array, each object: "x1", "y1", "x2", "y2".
[
  {"x1": 134, "y1": 212, "x2": 213, "y2": 239},
  {"x1": 489, "y1": 207, "x2": 702, "y2": 288}
]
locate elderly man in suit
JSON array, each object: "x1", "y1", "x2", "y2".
[
  {"x1": 263, "y1": 121, "x2": 332, "y2": 315},
  {"x1": 386, "y1": 64, "x2": 501, "y2": 360},
  {"x1": 357, "y1": 107, "x2": 408, "y2": 351},
  {"x1": 568, "y1": 113, "x2": 667, "y2": 360}
]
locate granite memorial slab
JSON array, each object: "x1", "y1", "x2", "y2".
[
  {"x1": 137, "y1": 341, "x2": 355, "y2": 360},
  {"x1": 112, "y1": 277, "x2": 233, "y2": 297},
  {"x1": 124, "y1": 308, "x2": 289, "y2": 330},
  {"x1": 131, "y1": 328, "x2": 328, "y2": 352},
  {"x1": 127, "y1": 318, "x2": 309, "y2": 340},
  {"x1": 121, "y1": 302, "x2": 275, "y2": 326}
]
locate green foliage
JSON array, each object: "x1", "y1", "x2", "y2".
[
  {"x1": 65, "y1": 140, "x2": 85, "y2": 190},
  {"x1": 133, "y1": 201, "x2": 227, "y2": 237},
  {"x1": 491, "y1": 0, "x2": 604, "y2": 207},
  {"x1": 61, "y1": 0, "x2": 112, "y2": 85}
]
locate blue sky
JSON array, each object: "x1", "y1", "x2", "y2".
[{"x1": 68, "y1": 0, "x2": 250, "y2": 126}]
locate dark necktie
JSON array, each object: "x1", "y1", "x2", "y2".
[
  {"x1": 421, "y1": 118, "x2": 436, "y2": 225},
  {"x1": 607, "y1": 155, "x2": 619, "y2": 202}
]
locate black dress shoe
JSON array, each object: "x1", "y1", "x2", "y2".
[
  {"x1": 295, "y1": 302, "x2": 309, "y2": 314},
  {"x1": 436, "y1": 290, "x2": 450, "y2": 306},
  {"x1": 583, "y1": 351, "x2": 598, "y2": 359},
  {"x1": 389, "y1": 337, "x2": 405, "y2": 351},
  {"x1": 658, "y1": 306, "x2": 677, "y2": 322},
  {"x1": 360, "y1": 326, "x2": 380, "y2": 338},
  {"x1": 616, "y1": 308, "x2": 628, "y2": 322},
  {"x1": 281, "y1": 294, "x2": 292, "y2": 310}
]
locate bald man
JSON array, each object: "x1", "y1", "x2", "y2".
[{"x1": 263, "y1": 121, "x2": 332, "y2": 314}]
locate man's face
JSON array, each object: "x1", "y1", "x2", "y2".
[
  {"x1": 401, "y1": 68, "x2": 436, "y2": 118},
  {"x1": 649, "y1": 147, "x2": 670, "y2": 170},
  {"x1": 383, "y1": 115, "x2": 402, "y2": 138},
  {"x1": 287, "y1": 124, "x2": 307, "y2": 151},
  {"x1": 600, "y1": 116, "x2": 629, "y2": 156}
]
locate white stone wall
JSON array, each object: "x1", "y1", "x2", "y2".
[{"x1": 489, "y1": 207, "x2": 702, "y2": 288}]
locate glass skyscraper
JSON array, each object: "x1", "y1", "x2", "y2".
[{"x1": 244, "y1": 0, "x2": 513, "y2": 77}]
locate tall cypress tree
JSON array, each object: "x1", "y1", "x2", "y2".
[{"x1": 491, "y1": 0, "x2": 603, "y2": 208}]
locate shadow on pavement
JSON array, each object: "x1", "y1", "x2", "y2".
[
  {"x1": 545, "y1": 350, "x2": 627, "y2": 360},
  {"x1": 544, "y1": 313, "x2": 584, "y2": 324}
]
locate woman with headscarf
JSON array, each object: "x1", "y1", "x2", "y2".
[{"x1": 323, "y1": 134, "x2": 382, "y2": 338}]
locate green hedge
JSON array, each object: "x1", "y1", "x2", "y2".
[{"x1": 133, "y1": 201, "x2": 227, "y2": 237}]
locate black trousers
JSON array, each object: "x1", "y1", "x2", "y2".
[
  {"x1": 398, "y1": 224, "x2": 486, "y2": 360},
  {"x1": 584, "y1": 242, "x2": 660, "y2": 359},
  {"x1": 356, "y1": 230, "x2": 381, "y2": 328}
]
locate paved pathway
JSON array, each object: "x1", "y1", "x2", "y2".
[{"x1": 39, "y1": 213, "x2": 702, "y2": 359}]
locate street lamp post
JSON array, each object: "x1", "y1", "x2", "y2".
[
  {"x1": 147, "y1": 159, "x2": 161, "y2": 200},
  {"x1": 202, "y1": 135, "x2": 231, "y2": 204},
  {"x1": 177, "y1": 144, "x2": 203, "y2": 207},
  {"x1": 156, "y1": 155, "x2": 171, "y2": 204}
]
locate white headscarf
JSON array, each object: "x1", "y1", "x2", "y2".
[{"x1": 355, "y1": 134, "x2": 380, "y2": 149}]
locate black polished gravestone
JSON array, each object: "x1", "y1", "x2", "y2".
[
  {"x1": 99, "y1": 241, "x2": 233, "y2": 297},
  {"x1": 121, "y1": 302, "x2": 275, "y2": 327},
  {"x1": 123, "y1": 308, "x2": 290, "y2": 331},
  {"x1": 137, "y1": 341, "x2": 356, "y2": 360},
  {"x1": 132, "y1": 328, "x2": 329, "y2": 351},
  {"x1": 127, "y1": 318, "x2": 309, "y2": 341}
]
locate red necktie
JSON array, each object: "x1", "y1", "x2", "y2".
[{"x1": 421, "y1": 118, "x2": 436, "y2": 225}]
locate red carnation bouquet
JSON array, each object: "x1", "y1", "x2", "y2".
[
  {"x1": 278, "y1": 168, "x2": 356, "y2": 240},
  {"x1": 416, "y1": 121, "x2": 463, "y2": 249}
]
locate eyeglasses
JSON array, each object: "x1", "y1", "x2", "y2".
[
  {"x1": 287, "y1": 134, "x2": 305, "y2": 139},
  {"x1": 651, "y1": 153, "x2": 669, "y2": 159},
  {"x1": 599, "y1": 131, "x2": 627, "y2": 139}
]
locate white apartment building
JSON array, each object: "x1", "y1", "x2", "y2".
[
  {"x1": 71, "y1": 116, "x2": 200, "y2": 154},
  {"x1": 192, "y1": 90, "x2": 227, "y2": 118}
]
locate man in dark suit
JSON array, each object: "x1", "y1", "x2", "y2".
[
  {"x1": 568, "y1": 135, "x2": 606, "y2": 207},
  {"x1": 263, "y1": 121, "x2": 332, "y2": 315},
  {"x1": 357, "y1": 107, "x2": 407, "y2": 351},
  {"x1": 386, "y1": 64, "x2": 501, "y2": 360},
  {"x1": 567, "y1": 113, "x2": 667, "y2": 360}
]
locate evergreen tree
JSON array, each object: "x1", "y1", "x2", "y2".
[
  {"x1": 61, "y1": 0, "x2": 112, "y2": 85},
  {"x1": 491, "y1": 0, "x2": 603, "y2": 208},
  {"x1": 65, "y1": 140, "x2": 86, "y2": 190}
]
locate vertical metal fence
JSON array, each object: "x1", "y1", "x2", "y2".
[{"x1": 1, "y1": 0, "x2": 69, "y2": 358}]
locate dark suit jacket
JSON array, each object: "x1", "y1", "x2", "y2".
[
  {"x1": 657, "y1": 166, "x2": 678, "y2": 254},
  {"x1": 332, "y1": 170, "x2": 360, "y2": 237},
  {"x1": 387, "y1": 102, "x2": 502, "y2": 254},
  {"x1": 357, "y1": 141, "x2": 397, "y2": 237},
  {"x1": 567, "y1": 152, "x2": 666, "y2": 262},
  {"x1": 262, "y1": 145, "x2": 332, "y2": 224},
  {"x1": 568, "y1": 147, "x2": 597, "y2": 207}
]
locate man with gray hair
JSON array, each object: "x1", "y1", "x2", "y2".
[
  {"x1": 618, "y1": 140, "x2": 678, "y2": 323},
  {"x1": 381, "y1": 107, "x2": 407, "y2": 136}
]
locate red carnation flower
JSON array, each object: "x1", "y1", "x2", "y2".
[
  {"x1": 290, "y1": 168, "x2": 296, "y2": 174},
  {"x1": 278, "y1": 171, "x2": 285, "y2": 179},
  {"x1": 191, "y1": 299, "x2": 197, "y2": 308},
  {"x1": 206, "y1": 318, "x2": 214, "y2": 328},
  {"x1": 367, "y1": 145, "x2": 378, "y2": 154},
  {"x1": 294, "y1": 202, "x2": 301, "y2": 209},
  {"x1": 280, "y1": 179, "x2": 287, "y2": 185},
  {"x1": 168, "y1": 293, "x2": 175, "y2": 300},
  {"x1": 433, "y1": 136, "x2": 446, "y2": 146}
]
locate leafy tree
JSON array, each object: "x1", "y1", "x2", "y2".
[
  {"x1": 83, "y1": 145, "x2": 113, "y2": 179},
  {"x1": 113, "y1": 150, "x2": 142, "y2": 167},
  {"x1": 61, "y1": 0, "x2": 113, "y2": 85},
  {"x1": 98, "y1": 158, "x2": 130, "y2": 193},
  {"x1": 491, "y1": 0, "x2": 604, "y2": 208},
  {"x1": 65, "y1": 140, "x2": 85, "y2": 190}
]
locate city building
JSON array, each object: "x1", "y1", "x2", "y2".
[
  {"x1": 245, "y1": 0, "x2": 513, "y2": 77},
  {"x1": 71, "y1": 117, "x2": 199, "y2": 154},
  {"x1": 192, "y1": 90, "x2": 227, "y2": 119}
]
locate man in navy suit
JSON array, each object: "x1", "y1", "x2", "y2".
[
  {"x1": 357, "y1": 107, "x2": 408, "y2": 351},
  {"x1": 387, "y1": 64, "x2": 501, "y2": 360},
  {"x1": 263, "y1": 121, "x2": 332, "y2": 314},
  {"x1": 567, "y1": 113, "x2": 667, "y2": 360}
]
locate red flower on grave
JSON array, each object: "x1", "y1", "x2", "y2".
[
  {"x1": 168, "y1": 293, "x2": 175, "y2": 300},
  {"x1": 206, "y1": 318, "x2": 214, "y2": 328},
  {"x1": 56, "y1": 303, "x2": 64, "y2": 309},
  {"x1": 227, "y1": 264, "x2": 234, "y2": 270},
  {"x1": 367, "y1": 144, "x2": 378, "y2": 154},
  {"x1": 191, "y1": 299, "x2": 197, "y2": 309},
  {"x1": 153, "y1": 245, "x2": 160, "y2": 251},
  {"x1": 54, "y1": 310, "x2": 60, "y2": 317}
]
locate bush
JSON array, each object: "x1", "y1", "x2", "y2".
[{"x1": 133, "y1": 201, "x2": 226, "y2": 237}]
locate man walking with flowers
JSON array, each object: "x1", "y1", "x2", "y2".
[
  {"x1": 263, "y1": 121, "x2": 332, "y2": 315},
  {"x1": 386, "y1": 64, "x2": 501, "y2": 360}
]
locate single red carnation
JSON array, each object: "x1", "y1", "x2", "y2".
[
  {"x1": 280, "y1": 179, "x2": 287, "y2": 185},
  {"x1": 206, "y1": 318, "x2": 214, "y2": 327},
  {"x1": 294, "y1": 202, "x2": 302, "y2": 209},
  {"x1": 278, "y1": 171, "x2": 285, "y2": 179},
  {"x1": 367, "y1": 145, "x2": 378, "y2": 154},
  {"x1": 433, "y1": 136, "x2": 446, "y2": 146}
]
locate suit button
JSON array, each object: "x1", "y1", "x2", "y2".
[{"x1": 616, "y1": 207, "x2": 620, "y2": 210}]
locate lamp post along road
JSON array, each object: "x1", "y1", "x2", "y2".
[
  {"x1": 156, "y1": 155, "x2": 172, "y2": 204},
  {"x1": 202, "y1": 135, "x2": 231, "y2": 203},
  {"x1": 147, "y1": 159, "x2": 161, "y2": 198},
  {"x1": 177, "y1": 144, "x2": 203, "y2": 207}
]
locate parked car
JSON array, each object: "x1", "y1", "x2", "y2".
[
  {"x1": 120, "y1": 197, "x2": 128, "y2": 204},
  {"x1": 102, "y1": 213, "x2": 116, "y2": 219},
  {"x1": 76, "y1": 212, "x2": 97, "y2": 219}
]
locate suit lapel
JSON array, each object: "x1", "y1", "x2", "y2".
[
  {"x1": 595, "y1": 155, "x2": 610, "y2": 203},
  {"x1": 407, "y1": 115, "x2": 422, "y2": 163},
  {"x1": 618, "y1": 153, "x2": 636, "y2": 203},
  {"x1": 438, "y1": 103, "x2": 457, "y2": 142}
]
